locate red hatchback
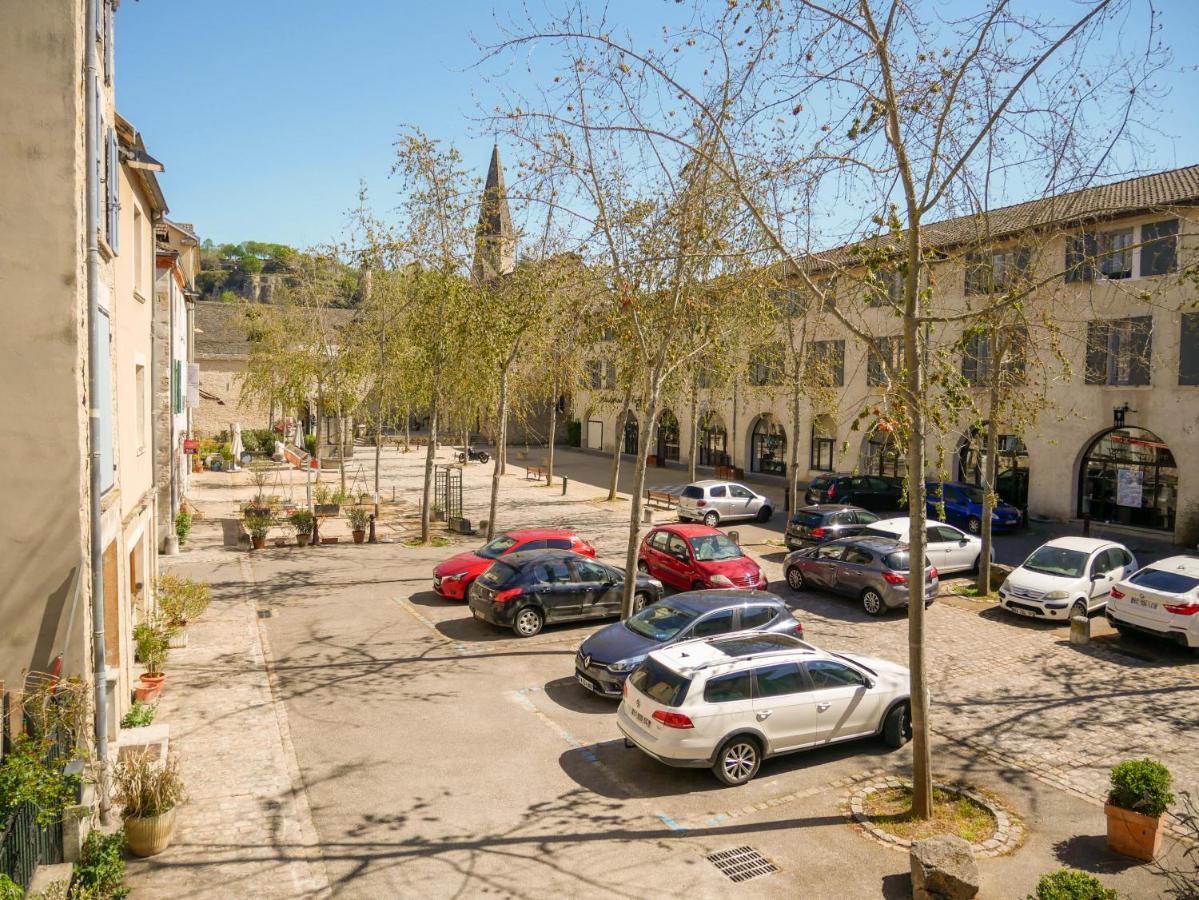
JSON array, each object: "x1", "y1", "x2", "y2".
[
  {"x1": 638, "y1": 523, "x2": 767, "y2": 592},
  {"x1": 433, "y1": 528, "x2": 596, "y2": 600}
]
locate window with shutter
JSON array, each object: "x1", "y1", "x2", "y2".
[
  {"x1": 1126, "y1": 316, "x2": 1152, "y2": 386},
  {"x1": 1180, "y1": 313, "x2": 1199, "y2": 386},
  {"x1": 105, "y1": 127, "x2": 120, "y2": 254},
  {"x1": 867, "y1": 336, "x2": 900, "y2": 386},
  {"x1": 173, "y1": 360, "x2": 182, "y2": 414},
  {"x1": 810, "y1": 340, "x2": 844, "y2": 387},
  {"x1": 1084, "y1": 320, "x2": 1109, "y2": 385},
  {"x1": 1065, "y1": 233, "x2": 1097, "y2": 283},
  {"x1": 1140, "y1": 219, "x2": 1178, "y2": 277}
]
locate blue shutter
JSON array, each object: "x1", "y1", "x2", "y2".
[{"x1": 106, "y1": 128, "x2": 120, "y2": 254}]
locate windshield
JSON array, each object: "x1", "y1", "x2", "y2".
[
  {"x1": 626, "y1": 602, "x2": 700, "y2": 641},
  {"x1": 1023, "y1": 546, "x2": 1088, "y2": 579},
  {"x1": 478, "y1": 562, "x2": 518, "y2": 588},
  {"x1": 477, "y1": 535, "x2": 518, "y2": 559},
  {"x1": 688, "y1": 534, "x2": 742, "y2": 562}
]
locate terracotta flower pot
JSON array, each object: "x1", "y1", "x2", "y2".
[
  {"x1": 1105, "y1": 803, "x2": 1164, "y2": 861},
  {"x1": 321, "y1": 536, "x2": 339, "y2": 544},
  {"x1": 125, "y1": 807, "x2": 178, "y2": 857},
  {"x1": 251, "y1": 535, "x2": 266, "y2": 550},
  {"x1": 136, "y1": 673, "x2": 165, "y2": 702},
  {"x1": 296, "y1": 533, "x2": 310, "y2": 547},
  {"x1": 352, "y1": 530, "x2": 366, "y2": 544},
  {"x1": 167, "y1": 629, "x2": 188, "y2": 649}
]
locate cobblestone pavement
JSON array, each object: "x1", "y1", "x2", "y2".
[{"x1": 124, "y1": 531, "x2": 330, "y2": 899}]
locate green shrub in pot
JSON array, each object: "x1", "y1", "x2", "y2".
[{"x1": 1109, "y1": 758, "x2": 1174, "y2": 817}]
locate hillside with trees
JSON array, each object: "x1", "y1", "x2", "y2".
[{"x1": 197, "y1": 239, "x2": 362, "y2": 306}]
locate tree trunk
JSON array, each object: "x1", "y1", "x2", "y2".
[
  {"x1": 607, "y1": 382, "x2": 633, "y2": 502},
  {"x1": 789, "y1": 382, "x2": 802, "y2": 515},
  {"x1": 546, "y1": 375, "x2": 558, "y2": 485},
  {"x1": 338, "y1": 402, "x2": 347, "y2": 494},
  {"x1": 374, "y1": 384, "x2": 383, "y2": 517},
  {"x1": 621, "y1": 383, "x2": 662, "y2": 619},
  {"x1": 404, "y1": 405, "x2": 410, "y2": 452},
  {"x1": 687, "y1": 381, "x2": 699, "y2": 482},
  {"x1": 977, "y1": 368, "x2": 1001, "y2": 594},
  {"x1": 420, "y1": 400, "x2": 439, "y2": 543},
  {"x1": 487, "y1": 368, "x2": 510, "y2": 539}
]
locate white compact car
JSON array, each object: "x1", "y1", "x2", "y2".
[
  {"x1": 998, "y1": 537, "x2": 1137, "y2": 621},
  {"x1": 1106, "y1": 555, "x2": 1199, "y2": 651},
  {"x1": 617, "y1": 632, "x2": 910, "y2": 785},
  {"x1": 678, "y1": 481, "x2": 772, "y2": 527},
  {"x1": 862, "y1": 516, "x2": 989, "y2": 575}
]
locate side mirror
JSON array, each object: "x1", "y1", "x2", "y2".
[
  {"x1": 959, "y1": 539, "x2": 968, "y2": 546},
  {"x1": 1091, "y1": 572, "x2": 1103, "y2": 581}
]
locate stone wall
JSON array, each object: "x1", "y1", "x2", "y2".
[{"x1": 194, "y1": 357, "x2": 272, "y2": 438}]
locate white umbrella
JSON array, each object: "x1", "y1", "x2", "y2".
[{"x1": 230, "y1": 423, "x2": 244, "y2": 470}]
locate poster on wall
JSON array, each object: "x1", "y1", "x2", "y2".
[{"x1": 1116, "y1": 467, "x2": 1144, "y2": 507}]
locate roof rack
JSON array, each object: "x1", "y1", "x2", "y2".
[{"x1": 666, "y1": 632, "x2": 819, "y2": 673}]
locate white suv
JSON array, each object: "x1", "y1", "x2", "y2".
[
  {"x1": 1106, "y1": 555, "x2": 1199, "y2": 651},
  {"x1": 617, "y1": 632, "x2": 910, "y2": 785}
]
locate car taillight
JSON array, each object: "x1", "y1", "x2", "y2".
[
  {"x1": 794, "y1": 621, "x2": 804, "y2": 637},
  {"x1": 1164, "y1": 602, "x2": 1199, "y2": 616},
  {"x1": 696, "y1": 500, "x2": 707, "y2": 507},
  {"x1": 652, "y1": 710, "x2": 694, "y2": 729},
  {"x1": 826, "y1": 485, "x2": 836, "y2": 499},
  {"x1": 882, "y1": 571, "x2": 907, "y2": 585},
  {"x1": 929, "y1": 567, "x2": 938, "y2": 581},
  {"x1": 494, "y1": 587, "x2": 521, "y2": 603},
  {"x1": 1110, "y1": 587, "x2": 1125, "y2": 600},
  {"x1": 811, "y1": 527, "x2": 825, "y2": 538}
]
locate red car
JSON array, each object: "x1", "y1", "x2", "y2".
[
  {"x1": 637, "y1": 523, "x2": 767, "y2": 592},
  {"x1": 432, "y1": 528, "x2": 596, "y2": 600}
]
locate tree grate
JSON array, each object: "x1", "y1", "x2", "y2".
[{"x1": 706, "y1": 846, "x2": 778, "y2": 883}]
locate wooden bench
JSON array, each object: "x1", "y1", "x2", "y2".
[
  {"x1": 645, "y1": 489, "x2": 678, "y2": 510},
  {"x1": 526, "y1": 465, "x2": 547, "y2": 481}
]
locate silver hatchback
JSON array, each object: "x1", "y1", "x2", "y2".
[
  {"x1": 678, "y1": 480, "x2": 773, "y2": 526},
  {"x1": 783, "y1": 536, "x2": 939, "y2": 616}
]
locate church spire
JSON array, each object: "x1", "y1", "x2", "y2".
[{"x1": 472, "y1": 144, "x2": 516, "y2": 283}]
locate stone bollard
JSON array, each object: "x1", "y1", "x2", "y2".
[
  {"x1": 729, "y1": 530, "x2": 740, "y2": 546},
  {"x1": 911, "y1": 835, "x2": 979, "y2": 900},
  {"x1": 561, "y1": 476, "x2": 569, "y2": 496},
  {"x1": 642, "y1": 508, "x2": 654, "y2": 525},
  {"x1": 1070, "y1": 614, "x2": 1091, "y2": 645}
]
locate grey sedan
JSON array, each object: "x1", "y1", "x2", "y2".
[{"x1": 783, "y1": 536, "x2": 939, "y2": 616}]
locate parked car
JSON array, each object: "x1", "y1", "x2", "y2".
[
  {"x1": 617, "y1": 632, "x2": 911, "y2": 785},
  {"x1": 677, "y1": 481, "x2": 773, "y2": 526},
  {"x1": 433, "y1": 528, "x2": 596, "y2": 599},
  {"x1": 575, "y1": 591, "x2": 803, "y2": 697},
  {"x1": 861, "y1": 516, "x2": 990, "y2": 575},
  {"x1": 925, "y1": 481, "x2": 1022, "y2": 534},
  {"x1": 1107, "y1": 556, "x2": 1199, "y2": 651},
  {"x1": 785, "y1": 504, "x2": 881, "y2": 551},
  {"x1": 782, "y1": 536, "x2": 939, "y2": 616},
  {"x1": 804, "y1": 474, "x2": 905, "y2": 512},
  {"x1": 467, "y1": 549, "x2": 663, "y2": 638},
  {"x1": 997, "y1": 537, "x2": 1137, "y2": 621},
  {"x1": 638, "y1": 524, "x2": 767, "y2": 592}
]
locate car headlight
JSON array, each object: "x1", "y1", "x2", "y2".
[
  {"x1": 1043, "y1": 590, "x2": 1070, "y2": 600},
  {"x1": 709, "y1": 574, "x2": 734, "y2": 586},
  {"x1": 442, "y1": 571, "x2": 468, "y2": 581},
  {"x1": 608, "y1": 657, "x2": 644, "y2": 673}
]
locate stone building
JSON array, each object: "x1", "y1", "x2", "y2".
[{"x1": 573, "y1": 166, "x2": 1199, "y2": 544}]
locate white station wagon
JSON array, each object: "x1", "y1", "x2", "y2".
[
  {"x1": 617, "y1": 632, "x2": 911, "y2": 785},
  {"x1": 1107, "y1": 555, "x2": 1199, "y2": 651}
]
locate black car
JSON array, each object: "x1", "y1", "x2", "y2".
[
  {"x1": 804, "y1": 474, "x2": 905, "y2": 512},
  {"x1": 785, "y1": 504, "x2": 882, "y2": 551},
  {"x1": 574, "y1": 590, "x2": 802, "y2": 697},
  {"x1": 467, "y1": 549, "x2": 664, "y2": 638}
]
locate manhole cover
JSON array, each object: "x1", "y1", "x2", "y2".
[
  {"x1": 706, "y1": 846, "x2": 778, "y2": 883},
  {"x1": 257, "y1": 609, "x2": 272, "y2": 618}
]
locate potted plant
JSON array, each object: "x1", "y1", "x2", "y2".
[
  {"x1": 174, "y1": 509, "x2": 192, "y2": 547},
  {"x1": 346, "y1": 506, "x2": 370, "y2": 544},
  {"x1": 132, "y1": 619, "x2": 170, "y2": 701},
  {"x1": 290, "y1": 510, "x2": 314, "y2": 546},
  {"x1": 158, "y1": 575, "x2": 210, "y2": 649},
  {"x1": 115, "y1": 751, "x2": 185, "y2": 857},
  {"x1": 1105, "y1": 758, "x2": 1174, "y2": 861},
  {"x1": 313, "y1": 485, "x2": 340, "y2": 517},
  {"x1": 244, "y1": 508, "x2": 271, "y2": 550}
]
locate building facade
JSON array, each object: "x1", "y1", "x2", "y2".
[{"x1": 574, "y1": 168, "x2": 1199, "y2": 544}]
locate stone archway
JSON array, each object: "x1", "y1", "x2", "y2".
[
  {"x1": 655, "y1": 409, "x2": 681, "y2": 461},
  {"x1": 698, "y1": 410, "x2": 729, "y2": 468},
  {"x1": 1077, "y1": 426, "x2": 1178, "y2": 531},
  {"x1": 623, "y1": 411, "x2": 640, "y2": 456},
  {"x1": 860, "y1": 423, "x2": 902, "y2": 478},
  {"x1": 749, "y1": 414, "x2": 787, "y2": 476}
]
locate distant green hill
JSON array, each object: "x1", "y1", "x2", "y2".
[{"x1": 197, "y1": 240, "x2": 362, "y2": 306}]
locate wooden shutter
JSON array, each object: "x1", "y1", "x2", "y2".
[
  {"x1": 964, "y1": 253, "x2": 983, "y2": 295},
  {"x1": 1128, "y1": 316, "x2": 1153, "y2": 386},
  {"x1": 961, "y1": 333, "x2": 978, "y2": 384},
  {"x1": 1139, "y1": 219, "x2": 1178, "y2": 277},
  {"x1": 1084, "y1": 320, "x2": 1109, "y2": 384},
  {"x1": 106, "y1": 127, "x2": 120, "y2": 254},
  {"x1": 1180, "y1": 313, "x2": 1199, "y2": 386}
]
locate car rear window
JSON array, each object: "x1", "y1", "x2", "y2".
[
  {"x1": 809, "y1": 476, "x2": 831, "y2": 490},
  {"x1": 630, "y1": 658, "x2": 691, "y2": 707},
  {"x1": 478, "y1": 562, "x2": 518, "y2": 587},
  {"x1": 885, "y1": 551, "x2": 911, "y2": 572},
  {"x1": 790, "y1": 511, "x2": 824, "y2": 527},
  {"x1": 681, "y1": 485, "x2": 704, "y2": 499},
  {"x1": 1128, "y1": 568, "x2": 1199, "y2": 594}
]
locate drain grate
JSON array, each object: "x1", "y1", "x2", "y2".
[
  {"x1": 706, "y1": 846, "x2": 778, "y2": 883},
  {"x1": 257, "y1": 609, "x2": 272, "y2": 618}
]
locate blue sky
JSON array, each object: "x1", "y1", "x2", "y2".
[{"x1": 117, "y1": 1, "x2": 1199, "y2": 249}]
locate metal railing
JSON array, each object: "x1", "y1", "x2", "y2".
[{"x1": 0, "y1": 801, "x2": 65, "y2": 891}]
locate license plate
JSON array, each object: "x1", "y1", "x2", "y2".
[
  {"x1": 577, "y1": 675, "x2": 594, "y2": 691},
  {"x1": 631, "y1": 709, "x2": 652, "y2": 728},
  {"x1": 1010, "y1": 606, "x2": 1037, "y2": 617},
  {"x1": 1131, "y1": 597, "x2": 1157, "y2": 609}
]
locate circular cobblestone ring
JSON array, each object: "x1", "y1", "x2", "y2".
[{"x1": 845, "y1": 776, "x2": 1024, "y2": 858}]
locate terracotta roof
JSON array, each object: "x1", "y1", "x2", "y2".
[{"x1": 194, "y1": 301, "x2": 356, "y2": 359}]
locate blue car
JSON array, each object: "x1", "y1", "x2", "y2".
[{"x1": 925, "y1": 481, "x2": 1021, "y2": 535}]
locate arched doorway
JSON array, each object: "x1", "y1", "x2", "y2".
[
  {"x1": 750, "y1": 415, "x2": 787, "y2": 476},
  {"x1": 623, "y1": 412, "x2": 639, "y2": 456},
  {"x1": 861, "y1": 424, "x2": 902, "y2": 478},
  {"x1": 583, "y1": 407, "x2": 604, "y2": 451},
  {"x1": 957, "y1": 428, "x2": 1030, "y2": 510},
  {"x1": 698, "y1": 410, "x2": 729, "y2": 467},
  {"x1": 1078, "y1": 427, "x2": 1177, "y2": 531},
  {"x1": 655, "y1": 409, "x2": 680, "y2": 462}
]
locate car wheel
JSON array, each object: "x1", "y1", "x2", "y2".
[
  {"x1": 1070, "y1": 598, "x2": 1089, "y2": 620},
  {"x1": 636, "y1": 560, "x2": 650, "y2": 575},
  {"x1": 757, "y1": 506, "x2": 772, "y2": 523},
  {"x1": 512, "y1": 606, "x2": 544, "y2": 638},
  {"x1": 861, "y1": 589, "x2": 886, "y2": 617},
  {"x1": 971, "y1": 555, "x2": 981, "y2": 574},
  {"x1": 631, "y1": 592, "x2": 649, "y2": 614},
  {"x1": 712, "y1": 735, "x2": 762, "y2": 786},
  {"x1": 786, "y1": 566, "x2": 805, "y2": 591},
  {"x1": 882, "y1": 703, "x2": 912, "y2": 749},
  {"x1": 966, "y1": 516, "x2": 982, "y2": 535},
  {"x1": 703, "y1": 511, "x2": 720, "y2": 527}
]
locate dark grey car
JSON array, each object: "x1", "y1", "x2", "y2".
[
  {"x1": 783, "y1": 536, "x2": 939, "y2": 616},
  {"x1": 574, "y1": 590, "x2": 803, "y2": 697},
  {"x1": 784, "y1": 504, "x2": 882, "y2": 551}
]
